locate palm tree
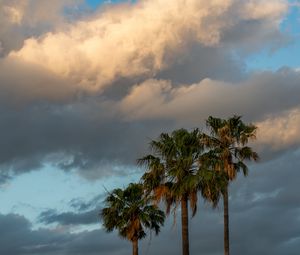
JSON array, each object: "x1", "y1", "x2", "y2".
[
  {"x1": 139, "y1": 128, "x2": 205, "y2": 255},
  {"x1": 201, "y1": 116, "x2": 259, "y2": 255},
  {"x1": 101, "y1": 183, "x2": 165, "y2": 255}
]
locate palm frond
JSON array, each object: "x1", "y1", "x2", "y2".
[{"x1": 100, "y1": 183, "x2": 165, "y2": 243}]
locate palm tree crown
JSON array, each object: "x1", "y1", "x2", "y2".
[
  {"x1": 201, "y1": 115, "x2": 259, "y2": 180},
  {"x1": 201, "y1": 115, "x2": 259, "y2": 255},
  {"x1": 139, "y1": 128, "x2": 208, "y2": 255},
  {"x1": 139, "y1": 129, "x2": 202, "y2": 213},
  {"x1": 101, "y1": 183, "x2": 165, "y2": 255}
]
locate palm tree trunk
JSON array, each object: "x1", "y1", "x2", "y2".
[
  {"x1": 132, "y1": 239, "x2": 138, "y2": 255},
  {"x1": 181, "y1": 195, "x2": 189, "y2": 255},
  {"x1": 223, "y1": 185, "x2": 230, "y2": 255}
]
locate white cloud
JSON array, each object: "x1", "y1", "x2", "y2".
[
  {"x1": 119, "y1": 69, "x2": 300, "y2": 124},
  {"x1": 241, "y1": 0, "x2": 287, "y2": 21},
  {"x1": 0, "y1": 0, "x2": 83, "y2": 55},
  {"x1": 119, "y1": 70, "x2": 300, "y2": 155},
  {"x1": 0, "y1": 0, "x2": 83, "y2": 26},
  {"x1": 256, "y1": 108, "x2": 300, "y2": 151},
  {"x1": 8, "y1": 0, "x2": 288, "y2": 91}
]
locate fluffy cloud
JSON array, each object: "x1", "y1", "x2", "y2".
[
  {"x1": 120, "y1": 69, "x2": 300, "y2": 124},
  {"x1": 9, "y1": 0, "x2": 287, "y2": 91},
  {"x1": 0, "y1": 0, "x2": 83, "y2": 56},
  {"x1": 256, "y1": 108, "x2": 300, "y2": 153},
  {"x1": 119, "y1": 69, "x2": 300, "y2": 159}
]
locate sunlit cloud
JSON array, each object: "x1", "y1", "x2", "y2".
[
  {"x1": 119, "y1": 69, "x2": 300, "y2": 124},
  {"x1": 256, "y1": 108, "x2": 300, "y2": 151},
  {"x1": 3, "y1": 5, "x2": 23, "y2": 24},
  {"x1": 8, "y1": 0, "x2": 287, "y2": 91}
]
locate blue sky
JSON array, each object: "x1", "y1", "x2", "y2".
[
  {"x1": 1, "y1": 0, "x2": 300, "y2": 254},
  {"x1": 246, "y1": 3, "x2": 300, "y2": 70},
  {"x1": 86, "y1": 0, "x2": 135, "y2": 8},
  {"x1": 0, "y1": 164, "x2": 141, "y2": 230}
]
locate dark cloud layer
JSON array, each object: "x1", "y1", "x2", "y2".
[
  {"x1": 0, "y1": 213, "x2": 126, "y2": 255},
  {"x1": 0, "y1": 93, "x2": 175, "y2": 181},
  {"x1": 38, "y1": 208, "x2": 100, "y2": 226},
  {"x1": 38, "y1": 194, "x2": 105, "y2": 226},
  {"x1": 69, "y1": 194, "x2": 105, "y2": 212},
  {"x1": 0, "y1": 214, "x2": 71, "y2": 255},
  {"x1": 1, "y1": 67, "x2": 300, "y2": 182},
  {"x1": 157, "y1": 44, "x2": 246, "y2": 84}
]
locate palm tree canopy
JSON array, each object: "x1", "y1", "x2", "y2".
[
  {"x1": 201, "y1": 116, "x2": 259, "y2": 255},
  {"x1": 139, "y1": 128, "x2": 211, "y2": 216},
  {"x1": 101, "y1": 183, "x2": 165, "y2": 242},
  {"x1": 201, "y1": 115, "x2": 259, "y2": 180}
]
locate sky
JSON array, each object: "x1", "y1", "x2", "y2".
[{"x1": 0, "y1": 0, "x2": 300, "y2": 254}]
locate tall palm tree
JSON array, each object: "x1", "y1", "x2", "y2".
[
  {"x1": 139, "y1": 128, "x2": 205, "y2": 255},
  {"x1": 101, "y1": 183, "x2": 165, "y2": 255},
  {"x1": 201, "y1": 116, "x2": 259, "y2": 255}
]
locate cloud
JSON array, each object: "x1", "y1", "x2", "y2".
[
  {"x1": 0, "y1": 0, "x2": 294, "y2": 181},
  {"x1": 38, "y1": 194, "x2": 105, "y2": 226},
  {"x1": 0, "y1": 90, "x2": 173, "y2": 180},
  {"x1": 0, "y1": 58, "x2": 77, "y2": 106},
  {"x1": 119, "y1": 69, "x2": 300, "y2": 159},
  {"x1": 0, "y1": 213, "x2": 71, "y2": 255},
  {"x1": 8, "y1": 0, "x2": 287, "y2": 91},
  {"x1": 69, "y1": 194, "x2": 105, "y2": 212},
  {"x1": 256, "y1": 107, "x2": 300, "y2": 154},
  {"x1": 1, "y1": 67, "x2": 300, "y2": 180},
  {"x1": 0, "y1": 0, "x2": 83, "y2": 56},
  {"x1": 38, "y1": 209, "x2": 100, "y2": 226},
  {"x1": 156, "y1": 44, "x2": 247, "y2": 84},
  {"x1": 120, "y1": 69, "x2": 300, "y2": 124},
  {"x1": 0, "y1": 213, "x2": 127, "y2": 255}
]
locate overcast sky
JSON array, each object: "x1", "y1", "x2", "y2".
[{"x1": 0, "y1": 0, "x2": 300, "y2": 254}]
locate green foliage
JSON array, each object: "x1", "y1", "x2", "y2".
[
  {"x1": 201, "y1": 115, "x2": 259, "y2": 180},
  {"x1": 139, "y1": 128, "x2": 217, "y2": 216},
  {"x1": 101, "y1": 183, "x2": 165, "y2": 242},
  {"x1": 201, "y1": 115, "x2": 259, "y2": 255}
]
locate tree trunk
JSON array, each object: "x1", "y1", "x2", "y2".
[
  {"x1": 132, "y1": 239, "x2": 138, "y2": 255},
  {"x1": 181, "y1": 195, "x2": 189, "y2": 255},
  {"x1": 223, "y1": 185, "x2": 230, "y2": 255}
]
